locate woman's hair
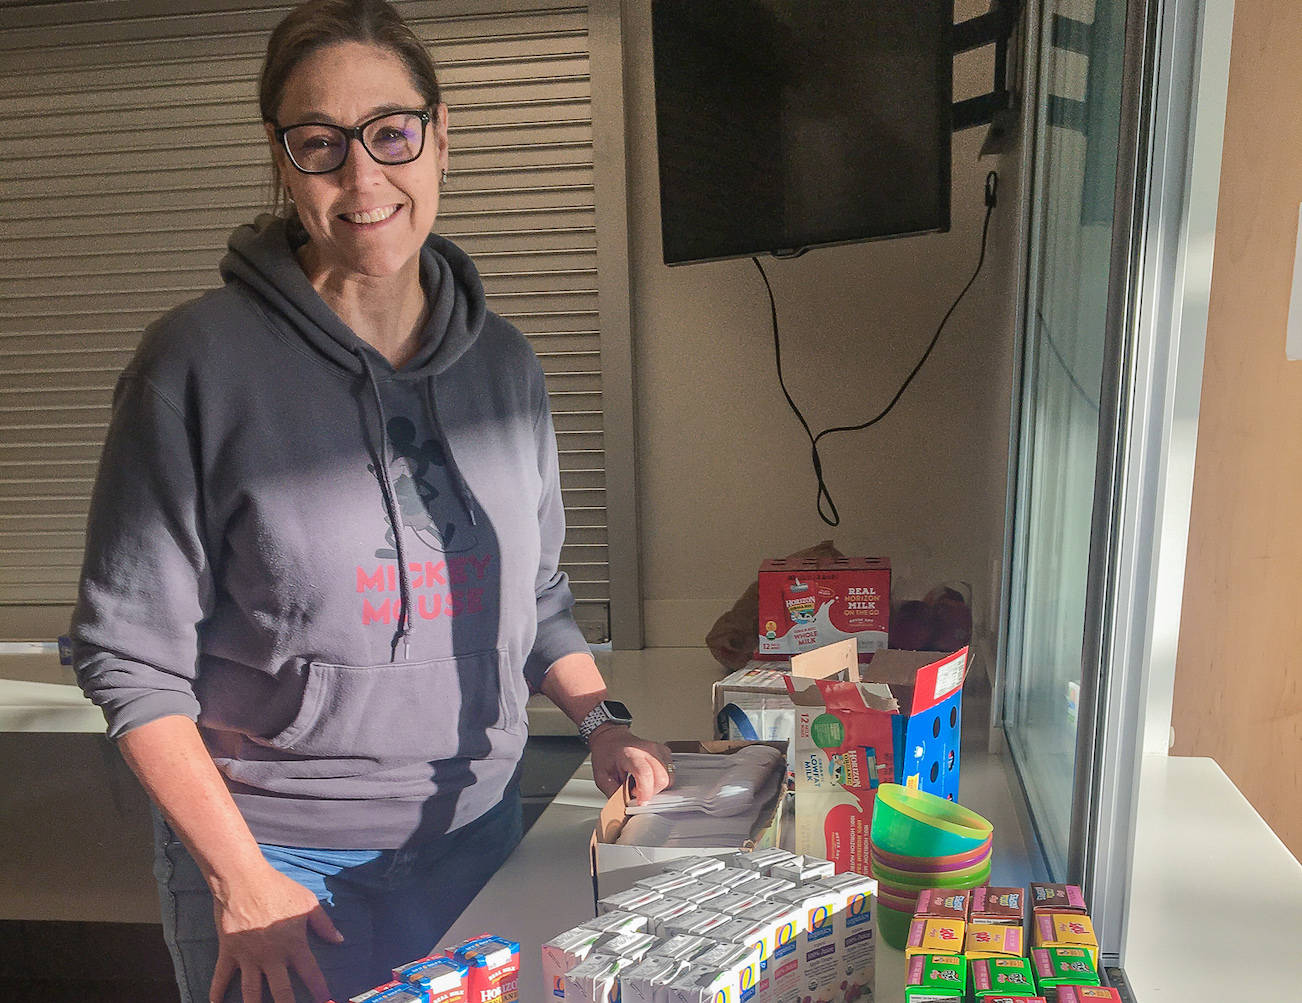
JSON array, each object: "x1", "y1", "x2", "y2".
[{"x1": 260, "y1": 0, "x2": 442, "y2": 213}]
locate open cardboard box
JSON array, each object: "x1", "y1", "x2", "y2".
[
  {"x1": 783, "y1": 639, "x2": 969, "y2": 872},
  {"x1": 588, "y1": 740, "x2": 788, "y2": 902}
]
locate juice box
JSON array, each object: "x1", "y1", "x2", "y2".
[
  {"x1": 349, "y1": 982, "x2": 425, "y2": 1003},
  {"x1": 661, "y1": 854, "x2": 728, "y2": 877},
  {"x1": 814, "y1": 871, "x2": 878, "y2": 1003},
  {"x1": 451, "y1": 935, "x2": 520, "y2": 1003},
  {"x1": 964, "y1": 924, "x2": 1024, "y2": 959},
  {"x1": 906, "y1": 917, "x2": 966, "y2": 958},
  {"x1": 1029, "y1": 883, "x2": 1087, "y2": 915},
  {"x1": 541, "y1": 929, "x2": 606, "y2": 1000},
  {"x1": 661, "y1": 909, "x2": 732, "y2": 939},
  {"x1": 737, "y1": 847, "x2": 798, "y2": 873},
  {"x1": 970, "y1": 956, "x2": 1037, "y2": 997},
  {"x1": 634, "y1": 897, "x2": 699, "y2": 939},
  {"x1": 915, "y1": 889, "x2": 971, "y2": 922},
  {"x1": 647, "y1": 935, "x2": 716, "y2": 964},
  {"x1": 700, "y1": 866, "x2": 763, "y2": 889},
  {"x1": 562, "y1": 953, "x2": 625, "y2": 1003},
  {"x1": 1055, "y1": 987, "x2": 1122, "y2": 1003},
  {"x1": 772, "y1": 883, "x2": 841, "y2": 1003},
  {"x1": 756, "y1": 557, "x2": 890, "y2": 660},
  {"x1": 619, "y1": 956, "x2": 686, "y2": 1003},
  {"x1": 970, "y1": 886, "x2": 1025, "y2": 925},
  {"x1": 1030, "y1": 947, "x2": 1100, "y2": 990},
  {"x1": 904, "y1": 953, "x2": 967, "y2": 1000},
  {"x1": 739, "y1": 901, "x2": 801, "y2": 1003},
  {"x1": 1033, "y1": 913, "x2": 1098, "y2": 965},
  {"x1": 692, "y1": 942, "x2": 764, "y2": 1003},
  {"x1": 598, "y1": 887, "x2": 663, "y2": 915},
  {"x1": 581, "y1": 910, "x2": 650, "y2": 935},
  {"x1": 769, "y1": 854, "x2": 837, "y2": 887},
  {"x1": 671, "y1": 879, "x2": 731, "y2": 906},
  {"x1": 393, "y1": 956, "x2": 468, "y2": 1003},
  {"x1": 598, "y1": 930, "x2": 659, "y2": 964},
  {"x1": 636, "y1": 871, "x2": 701, "y2": 895}
]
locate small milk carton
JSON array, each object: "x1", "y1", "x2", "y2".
[
  {"x1": 598, "y1": 930, "x2": 660, "y2": 964},
  {"x1": 599, "y1": 887, "x2": 664, "y2": 915},
  {"x1": 450, "y1": 935, "x2": 520, "y2": 1003},
  {"x1": 814, "y1": 871, "x2": 878, "y2": 1002},
  {"x1": 637, "y1": 871, "x2": 701, "y2": 895},
  {"x1": 647, "y1": 935, "x2": 716, "y2": 964},
  {"x1": 660, "y1": 855, "x2": 728, "y2": 878},
  {"x1": 582, "y1": 911, "x2": 650, "y2": 935},
  {"x1": 736, "y1": 847, "x2": 797, "y2": 874},
  {"x1": 349, "y1": 982, "x2": 425, "y2": 1003},
  {"x1": 769, "y1": 854, "x2": 836, "y2": 887},
  {"x1": 393, "y1": 955, "x2": 468, "y2": 1003}
]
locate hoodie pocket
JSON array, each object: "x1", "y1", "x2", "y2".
[{"x1": 263, "y1": 648, "x2": 524, "y2": 762}]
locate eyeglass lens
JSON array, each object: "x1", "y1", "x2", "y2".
[{"x1": 283, "y1": 112, "x2": 426, "y2": 173}]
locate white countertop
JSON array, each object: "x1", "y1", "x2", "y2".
[{"x1": 1122, "y1": 754, "x2": 1302, "y2": 998}]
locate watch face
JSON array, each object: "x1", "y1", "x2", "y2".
[{"x1": 603, "y1": 700, "x2": 632, "y2": 722}]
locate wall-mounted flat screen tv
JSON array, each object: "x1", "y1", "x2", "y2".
[{"x1": 651, "y1": 0, "x2": 954, "y2": 265}]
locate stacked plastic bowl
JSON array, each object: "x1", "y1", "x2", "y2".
[{"x1": 868, "y1": 783, "x2": 995, "y2": 949}]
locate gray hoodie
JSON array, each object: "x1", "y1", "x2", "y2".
[{"x1": 72, "y1": 216, "x2": 588, "y2": 848}]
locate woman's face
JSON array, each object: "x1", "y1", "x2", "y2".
[{"x1": 267, "y1": 41, "x2": 448, "y2": 281}]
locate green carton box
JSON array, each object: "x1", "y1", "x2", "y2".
[
  {"x1": 904, "y1": 952, "x2": 967, "y2": 1001},
  {"x1": 971, "y1": 956, "x2": 1039, "y2": 997},
  {"x1": 1030, "y1": 946, "x2": 1100, "y2": 990}
]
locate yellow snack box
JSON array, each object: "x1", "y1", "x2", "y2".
[
  {"x1": 905, "y1": 917, "x2": 966, "y2": 957},
  {"x1": 963, "y1": 923, "x2": 1024, "y2": 959},
  {"x1": 1032, "y1": 912, "x2": 1098, "y2": 965}
]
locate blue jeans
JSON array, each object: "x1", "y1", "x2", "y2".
[{"x1": 152, "y1": 786, "x2": 523, "y2": 1003}]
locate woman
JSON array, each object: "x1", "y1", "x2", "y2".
[{"x1": 71, "y1": 2, "x2": 671, "y2": 1001}]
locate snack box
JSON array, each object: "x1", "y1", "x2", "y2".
[
  {"x1": 756, "y1": 556, "x2": 890, "y2": 660},
  {"x1": 916, "y1": 889, "x2": 971, "y2": 922},
  {"x1": 1033, "y1": 913, "x2": 1098, "y2": 965},
  {"x1": 349, "y1": 983, "x2": 425, "y2": 1003},
  {"x1": 965, "y1": 924, "x2": 1024, "y2": 959},
  {"x1": 1055, "y1": 987, "x2": 1122, "y2": 1003},
  {"x1": 906, "y1": 917, "x2": 966, "y2": 958},
  {"x1": 590, "y1": 741, "x2": 787, "y2": 897},
  {"x1": 450, "y1": 934, "x2": 520, "y2": 1003},
  {"x1": 970, "y1": 956, "x2": 1038, "y2": 997},
  {"x1": 1030, "y1": 947, "x2": 1100, "y2": 990},
  {"x1": 1029, "y1": 883, "x2": 1087, "y2": 915},
  {"x1": 971, "y1": 886, "x2": 1025, "y2": 925},
  {"x1": 904, "y1": 953, "x2": 967, "y2": 1000},
  {"x1": 393, "y1": 955, "x2": 468, "y2": 1003},
  {"x1": 786, "y1": 641, "x2": 968, "y2": 871}
]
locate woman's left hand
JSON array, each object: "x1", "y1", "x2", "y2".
[{"x1": 588, "y1": 727, "x2": 673, "y2": 802}]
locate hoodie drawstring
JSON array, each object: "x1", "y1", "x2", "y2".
[
  {"x1": 356, "y1": 350, "x2": 413, "y2": 661},
  {"x1": 424, "y1": 374, "x2": 478, "y2": 528}
]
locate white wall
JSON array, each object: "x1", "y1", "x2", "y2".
[{"x1": 617, "y1": 1, "x2": 1025, "y2": 649}]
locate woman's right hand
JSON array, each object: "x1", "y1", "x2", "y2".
[{"x1": 210, "y1": 863, "x2": 344, "y2": 1003}]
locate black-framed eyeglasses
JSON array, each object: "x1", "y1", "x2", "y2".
[{"x1": 273, "y1": 108, "x2": 432, "y2": 175}]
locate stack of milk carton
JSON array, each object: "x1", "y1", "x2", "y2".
[{"x1": 543, "y1": 849, "x2": 878, "y2": 1003}]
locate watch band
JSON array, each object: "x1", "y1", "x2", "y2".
[{"x1": 578, "y1": 699, "x2": 632, "y2": 742}]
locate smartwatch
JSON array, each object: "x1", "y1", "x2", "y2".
[{"x1": 578, "y1": 699, "x2": 633, "y2": 743}]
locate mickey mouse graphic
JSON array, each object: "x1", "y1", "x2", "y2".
[{"x1": 370, "y1": 416, "x2": 479, "y2": 558}]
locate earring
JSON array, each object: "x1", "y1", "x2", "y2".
[{"x1": 441, "y1": 168, "x2": 448, "y2": 184}]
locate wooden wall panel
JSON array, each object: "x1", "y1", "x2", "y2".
[{"x1": 1172, "y1": 1, "x2": 1302, "y2": 861}]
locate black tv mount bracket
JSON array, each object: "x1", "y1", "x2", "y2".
[{"x1": 952, "y1": 0, "x2": 1022, "y2": 131}]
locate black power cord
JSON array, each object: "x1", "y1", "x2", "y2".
[{"x1": 752, "y1": 170, "x2": 1000, "y2": 526}]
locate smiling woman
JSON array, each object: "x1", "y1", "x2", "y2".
[{"x1": 66, "y1": 2, "x2": 668, "y2": 1002}]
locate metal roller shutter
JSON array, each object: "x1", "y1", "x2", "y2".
[{"x1": 0, "y1": 0, "x2": 614, "y2": 642}]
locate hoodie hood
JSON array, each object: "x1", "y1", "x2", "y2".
[{"x1": 219, "y1": 214, "x2": 487, "y2": 378}]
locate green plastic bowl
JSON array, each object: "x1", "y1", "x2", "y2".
[
  {"x1": 878, "y1": 903, "x2": 914, "y2": 951},
  {"x1": 870, "y1": 783, "x2": 994, "y2": 857},
  {"x1": 872, "y1": 857, "x2": 992, "y2": 894},
  {"x1": 870, "y1": 852, "x2": 992, "y2": 889}
]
